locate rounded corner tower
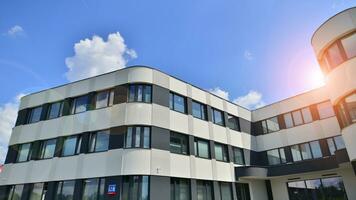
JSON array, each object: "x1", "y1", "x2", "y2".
[{"x1": 311, "y1": 7, "x2": 356, "y2": 163}]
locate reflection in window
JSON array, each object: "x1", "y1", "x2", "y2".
[
  {"x1": 227, "y1": 115, "x2": 239, "y2": 131},
  {"x1": 326, "y1": 43, "x2": 344, "y2": 69},
  {"x1": 95, "y1": 90, "x2": 114, "y2": 109},
  {"x1": 336, "y1": 92, "x2": 356, "y2": 128},
  {"x1": 321, "y1": 177, "x2": 348, "y2": 200},
  {"x1": 327, "y1": 136, "x2": 346, "y2": 155},
  {"x1": 47, "y1": 102, "x2": 63, "y2": 120},
  {"x1": 267, "y1": 149, "x2": 281, "y2": 165},
  {"x1": 125, "y1": 127, "x2": 150, "y2": 149},
  {"x1": 194, "y1": 139, "x2": 210, "y2": 159},
  {"x1": 29, "y1": 182, "x2": 47, "y2": 200},
  {"x1": 55, "y1": 180, "x2": 75, "y2": 200},
  {"x1": 89, "y1": 130, "x2": 110, "y2": 152},
  {"x1": 283, "y1": 113, "x2": 294, "y2": 129},
  {"x1": 7, "y1": 184, "x2": 24, "y2": 200},
  {"x1": 309, "y1": 141, "x2": 322, "y2": 159},
  {"x1": 17, "y1": 143, "x2": 31, "y2": 162},
  {"x1": 170, "y1": 93, "x2": 186, "y2": 113},
  {"x1": 211, "y1": 108, "x2": 225, "y2": 126},
  {"x1": 40, "y1": 139, "x2": 57, "y2": 159},
  {"x1": 128, "y1": 85, "x2": 152, "y2": 103},
  {"x1": 287, "y1": 181, "x2": 308, "y2": 200},
  {"x1": 192, "y1": 101, "x2": 207, "y2": 120},
  {"x1": 82, "y1": 178, "x2": 105, "y2": 200},
  {"x1": 196, "y1": 180, "x2": 213, "y2": 200},
  {"x1": 62, "y1": 135, "x2": 82, "y2": 156},
  {"x1": 214, "y1": 143, "x2": 228, "y2": 162},
  {"x1": 122, "y1": 176, "x2": 149, "y2": 200},
  {"x1": 291, "y1": 145, "x2": 302, "y2": 162},
  {"x1": 341, "y1": 33, "x2": 356, "y2": 59},
  {"x1": 71, "y1": 95, "x2": 89, "y2": 114},
  {"x1": 299, "y1": 143, "x2": 312, "y2": 160},
  {"x1": 317, "y1": 101, "x2": 335, "y2": 119},
  {"x1": 236, "y1": 183, "x2": 251, "y2": 200},
  {"x1": 292, "y1": 110, "x2": 303, "y2": 126},
  {"x1": 219, "y1": 182, "x2": 232, "y2": 200},
  {"x1": 233, "y1": 147, "x2": 245, "y2": 165},
  {"x1": 170, "y1": 132, "x2": 188, "y2": 155},
  {"x1": 171, "y1": 178, "x2": 190, "y2": 200},
  {"x1": 27, "y1": 106, "x2": 43, "y2": 124}
]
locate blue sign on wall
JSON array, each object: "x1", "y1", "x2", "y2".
[{"x1": 108, "y1": 184, "x2": 117, "y2": 195}]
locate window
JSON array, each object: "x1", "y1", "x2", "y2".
[
  {"x1": 214, "y1": 143, "x2": 228, "y2": 162},
  {"x1": 71, "y1": 95, "x2": 89, "y2": 114},
  {"x1": 170, "y1": 93, "x2": 186, "y2": 113},
  {"x1": 95, "y1": 90, "x2": 114, "y2": 109},
  {"x1": 305, "y1": 179, "x2": 323, "y2": 200},
  {"x1": 170, "y1": 132, "x2": 189, "y2": 155},
  {"x1": 128, "y1": 84, "x2": 152, "y2": 103},
  {"x1": 211, "y1": 108, "x2": 225, "y2": 126},
  {"x1": 344, "y1": 93, "x2": 356, "y2": 122},
  {"x1": 283, "y1": 113, "x2": 294, "y2": 128},
  {"x1": 260, "y1": 117, "x2": 280, "y2": 134},
  {"x1": 17, "y1": 143, "x2": 31, "y2": 162},
  {"x1": 236, "y1": 183, "x2": 251, "y2": 200},
  {"x1": 89, "y1": 130, "x2": 110, "y2": 152},
  {"x1": 336, "y1": 92, "x2": 356, "y2": 128},
  {"x1": 47, "y1": 101, "x2": 63, "y2": 119},
  {"x1": 29, "y1": 182, "x2": 47, "y2": 200},
  {"x1": 301, "y1": 107, "x2": 313, "y2": 123},
  {"x1": 82, "y1": 178, "x2": 105, "y2": 200},
  {"x1": 309, "y1": 141, "x2": 322, "y2": 159},
  {"x1": 192, "y1": 101, "x2": 207, "y2": 120},
  {"x1": 287, "y1": 181, "x2": 309, "y2": 200},
  {"x1": 125, "y1": 127, "x2": 150, "y2": 149},
  {"x1": 327, "y1": 136, "x2": 346, "y2": 155},
  {"x1": 219, "y1": 182, "x2": 232, "y2": 200},
  {"x1": 196, "y1": 180, "x2": 213, "y2": 200},
  {"x1": 279, "y1": 148, "x2": 287, "y2": 163},
  {"x1": 321, "y1": 177, "x2": 348, "y2": 200},
  {"x1": 267, "y1": 149, "x2": 281, "y2": 165},
  {"x1": 227, "y1": 115, "x2": 239, "y2": 131},
  {"x1": 122, "y1": 176, "x2": 149, "y2": 200},
  {"x1": 7, "y1": 184, "x2": 24, "y2": 200},
  {"x1": 292, "y1": 110, "x2": 303, "y2": 126},
  {"x1": 326, "y1": 43, "x2": 344, "y2": 68},
  {"x1": 299, "y1": 143, "x2": 312, "y2": 160},
  {"x1": 62, "y1": 135, "x2": 82, "y2": 156},
  {"x1": 55, "y1": 180, "x2": 75, "y2": 200},
  {"x1": 291, "y1": 145, "x2": 302, "y2": 162},
  {"x1": 233, "y1": 147, "x2": 245, "y2": 165},
  {"x1": 283, "y1": 107, "x2": 314, "y2": 129},
  {"x1": 171, "y1": 178, "x2": 190, "y2": 200},
  {"x1": 341, "y1": 32, "x2": 356, "y2": 59},
  {"x1": 40, "y1": 139, "x2": 57, "y2": 159},
  {"x1": 317, "y1": 101, "x2": 335, "y2": 119},
  {"x1": 27, "y1": 106, "x2": 43, "y2": 123},
  {"x1": 194, "y1": 139, "x2": 210, "y2": 159}
]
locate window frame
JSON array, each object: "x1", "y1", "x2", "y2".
[
  {"x1": 169, "y1": 92, "x2": 187, "y2": 114},
  {"x1": 70, "y1": 95, "x2": 89, "y2": 114},
  {"x1": 16, "y1": 143, "x2": 32, "y2": 163},
  {"x1": 128, "y1": 84, "x2": 152, "y2": 103},
  {"x1": 27, "y1": 106, "x2": 43, "y2": 124},
  {"x1": 170, "y1": 132, "x2": 189, "y2": 155},
  {"x1": 170, "y1": 178, "x2": 191, "y2": 200},
  {"x1": 214, "y1": 142, "x2": 229, "y2": 162},
  {"x1": 194, "y1": 138, "x2": 211, "y2": 159},
  {"x1": 192, "y1": 100, "x2": 207, "y2": 121},
  {"x1": 82, "y1": 178, "x2": 106, "y2": 200},
  {"x1": 61, "y1": 135, "x2": 82, "y2": 157},
  {"x1": 211, "y1": 108, "x2": 225, "y2": 126},
  {"x1": 39, "y1": 138, "x2": 57, "y2": 160},
  {"x1": 88, "y1": 130, "x2": 110, "y2": 153},
  {"x1": 47, "y1": 101, "x2": 63, "y2": 120},
  {"x1": 124, "y1": 126, "x2": 151, "y2": 149},
  {"x1": 233, "y1": 147, "x2": 245, "y2": 165},
  {"x1": 227, "y1": 114, "x2": 240, "y2": 131},
  {"x1": 55, "y1": 180, "x2": 76, "y2": 200},
  {"x1": 94, "y1": 89, "x2": 115, "y2": 109}
]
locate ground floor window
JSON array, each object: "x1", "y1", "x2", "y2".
[
  {"x1": 122, "y1": 176, "x2": 149, "y2": 200},
  {"x1": 55, "y1": 180, "x2": 75, "y2": 200},
  {"x1": 196, "y1": 180, "x2": 213, "y2": 200},
  {"x1": 287, "y1": 176, "x2": 348, "y2": 200},
  {"x1": 82, "y1": 178, "x2": 105, "y2": 200},
  {"x1": 236, "y1": 183, "x2": 250, "y2": 200},
  {"x1": 219, "y1": 182, "x2": 232, "y2": 200},
  {"x1": 170, "y1": 178, "x2": 190, "y2": 200},
  {"x1": 7, "y1": 184, "x2": 24, "y2": 200},
  {"x1": 29, "y1": 182, "x2": 48, "y2": 200}
]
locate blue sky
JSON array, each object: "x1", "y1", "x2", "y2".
[{"x1": 0, "y1": 0, "x2": 355, "y2": 162}]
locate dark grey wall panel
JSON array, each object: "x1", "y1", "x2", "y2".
[
  {"x1": 44, "y1": 182, "x2": 57, "y2": 200},
  {"x1": 150, "y1": 176, "x2": 170, "y2": 200},
  {"x1": 189, "y1": 135, "x2": 195, "y2": 155},
  {"x1": 320, "y1": 139, "x2": 331, "y2": 157},
  {"x1": 209, "y1": 141, "x2": 215, "y2": 159},
  {"x1": 206, "y1": 106, "x2": 212, "y2": 122},
  {"x1": 109, "y1": 127, "x2": 126, "y2": 150},
  {"x1": 15, "y1": 109, "x2": 28, "y2": 126},
  {"x1": 265, "y1": 180, "x2": 274, "y2": 200},
  {"x1": 227, "y1": 145, "x2": 234, "y2": 163},
  {"x1": 61, "y1": 98, "x2": 72, "y2": 116},
  {"x1": 21, "y1": 184, "x2": 32, "y2": 200},
  {"x1": 113, "y1": 85, "x2": 128, "y2": 104},
  {"x1": 40, "y1": 103, "x2": 49, "y2": 120},
  {"x1": 239, "y1": 118, "x2": 251, "y2": 134},
  {"x1": 87, "y1": 92, "x2": 96, "y2": 110},
  {"x1": 352, "y1": 161, "x2": 356, "y2": 175},
  {"x1": 152, "y1": 85, "x2": 169, "y2": 107},
  {"x1": 231, "y1": 182, "x2": 237, "y2": 200},
  {"x1": 277, "y1": 115, "x2": 286, "y2": 130},
  {"x1": 151, "y1": 126, "x2": 170, "y2": 151},
  {"x1": 0, "y1": 186, "x2": 9, "y2": 200},
  {"x1": 73, "y1": 179, "x2": 84, "y2": 200},
  {"x1": 244, "y1": 149, "x2": 251, "y2": 165},
  {"x1": 187, "y1": 98, "x2": 193, "y2": 115},
  {"x1": 285, "y1": 147, "x2": 293, "y2": 163}
]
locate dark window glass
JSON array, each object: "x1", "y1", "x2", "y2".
[
  {"x1": 317, "y1": 101, "x2": 335, "y2": 119},
  {"x1": 261, "y1": 120, "x2": 268, "y2": 134},
  {"x1": 219, "y1": 182, "x2": 232, "y2": 200},
  {"x1": 299, "y1": 143, "x2": 312, "y2": 160},
  {"x1": 305, "y1": 179, "x2": 323, "y2": 200},
  {"x1": 345, "y1": 93, "x2": 356, "y2": 123},
  {"x1": 291, "y1": 145, "x2": 302, "y2": 162},
  {"x1": 194, "y1": 139, "x2": 210, "y2": 159},
  {"x1": 287, "y1": 181, "x2": 307, "y2": 200},
  {"x1": 283, "y1": 113, "x2": 294, "y2": 128},
  {"x1": 7, "y1": 184, "x2": 24, "y2": 200},
  {"x1": 192, "y1": 101, "x2": 207, "y2": 120},
  {"x1": 40, "y1": 139, "x2": 57, "y2": 159},
  {"x1": 341, "y1": 33, "x2": 356, "y2": 59},
  {"x1": 227, "y1": 115, "x2": 239, "y2": 131},
  {"x1": 309, "y1": 141, "x2": 322, "y2": 159},
  {"x1": 214, "y1": 143, "x2": 228, "y2": 162},
  {"x1": 327, "y1": 43, "x2": 344, "y2": 68},
  {"x1": 170, "y1": 93, "x2": 186, "y2": 113},
  {"x1": 196, "y1": 180, "x2": 213, "y2": 200},
  {"x1": 89, "y1": 130, "x2": 109, "y2": 152},
  {"x1": 29, "y1": 183, "x2": 47, "y2": 200},
  {"x1": 321, "y1": 177, "x2": 348, "y2": 200},
  {"x1": 170, "y1": 132, "x2": 188, "y2": 155},
  {"x1": 71, "y1": 95, "x2": 89, "y2": 114},
  {"x1": 62, "y1": 135, "x2": 82, "y2": 156},
  {"x1": 82, "y1": 178, "x2": 105, "y2": 200},
  {"x1": 95, "y1": 90, "x2": 114, "y2": 109},
  {"x1": 55, "y1": 180, "x2": 75, "y2": 200},
  {"x1": 47, "y1": 102, "x2": 63, "y2": 119},
  {"x1": 125, "y1": 127, "x2": 150, "y2": 149},
  {"x1": 212, "y1": 108, "x2": 225, "y2": 126},
  {"x1": 28, "y1": 106, "x2": 43, "y2": 123},
  {"x1": 170, "y1": 178, "x2": 190, "y2": 200},
  {"x1": 267, "y1": 149, "x2": 280, "y2": 165},
  {"x1": 236, "y1": 183, "x2": 251, "y2": 200},
  {"x1": 128, "y1": 85, "x2": 152, "y2": 103},
  {"x1": 279, "y1": 148, "x2": 287, "y2": 163},
  {"x1": 233, "y1": 147, "x2": 245, "y2": 165},
  {"x1": 17, "y1": 143, "x2": 31, "y2": 162},
  {"x1": 122, "y1": 176, "x2": 149, "y2": 200}
]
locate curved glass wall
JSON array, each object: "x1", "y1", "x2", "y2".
[{"x1": 336, "y1": 91, "x2": 356, "y2": 128}]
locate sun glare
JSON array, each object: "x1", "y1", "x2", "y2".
[{"x1": 307, "y1": 66, "x2": 326, "y2": 88}]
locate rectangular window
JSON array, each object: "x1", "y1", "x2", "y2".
[
  {"x1": 82, "y1": 178, "x2": 105, "y2": 200},
  {"x1": 170, "y1": 178, "x2": 190, "y2": 200},
  {"x1": 7, "y1": 184, "x2": 24, "y2": 200},
  {"x1": 233, "y1": 147, "x2": 245, "y2": 165},
  {"x1": 47, "y1": 102, "x2": 63, "y2": 120},
  {"x1": 194, "y1": 138, "x2": 210, "y2": 159},
  {"x1": 95, "y1": 89, "x2": 114, "y2": 109},
  {"x1": 266, "y1": 117, "x2": 280, "y2": 133},
  {"x1": 89, "y1": 130, "x2": 110, "y2": 152},
  {"x1": 317, "y1": 101, "x2": 335, "y2": 119},
  {"x1": 287, "y1": 181, "x2": 308, "y2": 200},
  {"x1": 17, "y1": 143, "x2": 31, "y2": 162},
  {"x1": 305, "y1": 179, "x2": 324, "y2": 200},
  {"x1": 299, "y1": 143, "x2": 312, "y2": 160},
  {"x1": 283, "y1": 113, "x2": 294, "y2": 128},
  {"x1": 261, "y1": 120, "x2": 268, "y2": 134},
  {"x1": 71, "y1": 95, "x2": 89, "y2": 114},
  {"x1": 29, "y1": 182, "x2": 47, "y2": 200},
  {"x1": 125, "y1": 127, "x2": 150, "y2": 149},
  {"x1": 219, "y1": 182, "x2": 232, "y2": 200},
  {"x1": 61, "y1": 135, "x2": 82, "y2": 156},
  {"x1": 122, "y1": 176, "x2": 149, "y2": 200},
  {"x1": 211, "y1": 108, "x2": 225, "y2": 126},
  {"x1": 341, "y1": 33, "x2": 356, "y2": 59},
  {"x1": 327, "y1": 42, "x2": 344, "y2": 68},
  {"x1": 196, "y1": 180, "x2": 213, "y2": 200},
  {"x1": 301, "y1": 107, "x2": 313, "y2": 123},
  {"x1": 333, "y1": 135, "x2": 346, "y2": 150},
  {"x1": 128, "y1": 84, "x2": 152, "y2": 103},
  {"x1": 55, "y1": 180, "x2": 75, "y2": 200},
  {"x1": 291, "y1": 145, "x2": 302, "y2": 162},
  {"x1": 292, "y1": 110, "x2": 303, "y2": 126},
  {"x1": 309, "y1": 141, "x2": 322, "y2": 159},
  {"x1": 170, "y1": 132, "x2": 188, "y2": 155},
  {"x1": 279, "y1": 148, "x2": 287, "y2": 163},
  {"x1": 236, "y1": 183, "x2": 251, "y2": 200},
  {"x1": 192, "y1": 101, "x2": 207, "y2": 120},
  {"x1": 267, "y1": 149, "x2": 280, "y2": 165},
  {"x1": 227, "y1": 114, "x2": 239, "y2": 131},
  {"x1": 327, "y1": 138, "x2": 337, "y2": 155},
  {"x1": 40, "y1": 139, "x2": 57, "y2": 159},
  {"x1": 170, "y1": 93, "x2": 187, "y2": 113},
  {"x1": 214, "y1": 143, "x2": 228, "y2": 162},
  {"x1": 27, "y1": 106, "x2": 43, "y2": 123}
]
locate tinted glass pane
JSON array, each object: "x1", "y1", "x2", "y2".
[
  {"x1": 56, "y1": 180, "x2": 75, "y2": 200},
  {"x1": 62, "y1": 136, "x2": 77, "y2": 156},
  {"x1": 29, "y1": 107, "x2": 42, "y2": 123},
  {"x1": 215, "y1": 144, "x2": 228, "y2": 162},
  {"x1": 267, "y1": 149, "x2": 280, "y2": 165},
  {"x1": 301, "y1": 107, "x2": 313, "y2": 123},
  {"x1": 174, "y1": 94, "x2": 186, "y2": 113},
  {"x1": 123, "y1": 176, "x2": 149, "y2": 200},
  {"x1": 228, "y1": 115, "x2": 239, "y2": 131},
  {"x1": 305, "y1": 179, "x2": 323, "y2": 200},
  {"x1": 170, "y1": 132, "x2": 188, "y2": 154},
  {"x1": 317, "y1": 101, "x2": 335, "y2": 119},
  {"x1": 291, "y1": 145, "x2": 302, "y2": 162},
  {"x1": 95, "y1": 91, "x2": 109, "y2": 109},
  {"x1": 233, "y1": 148, "x2": 244, "y2": 165},
  {"x1": 341, "y1": 33, "x2": 356, "y2": 59},
  {"x1": 309, "y1": 141, "x2": 322, "y2": 159},
  {"x1": 220, "y1": 183, "x2": 232, "y2": 200},
  {"x1": 299, "y1": 143, "x2": 312, "y2": 160},
  {"x1": 129, "y1": 85, "x2": 136, "y2": 102},
  {"x1": 292, "y1": 110, "x2": 303, "y2": 126},
  {"x1": 125, "y1": 127, "x2": 133, "y2": 148},
  {"x1": 334, "y1": 136, "x2": 345, "y2": 150},
  {"x1": 213, "y1": 109, "x2": 224, "y2": 126},
  {"x1": 284, "y1": 113, "x2": 294, "y2": 128},
  {"x1": 321, "y1": 177, "x2": 347, "y2": 200},
  {"x1": 261, "y1": 121, "x2": 268, "y2": 134},
  {"x1": 266, "y1": 117, "x2": 279, "y2": 132},
  {"x1": 137, "y1": 85, "x2": 143, "y2": 102},
  {"x1": 95, "y1": 131, "x2": 109, "y2": 152},
  {"x1": 236, "y1": 183, "x2": 251, "y2": 200},
  {"x1": 279, "y1": 148, "x2": 287, "y2": 163},
  {"x1": 82, "y1": 179, "x2": 99, "y2": 200},
  {"x1": 141, "y1": 176, "x2": 149, "y2": 200},
  {"x1": 12, "y1": 185, "x2": 24, "y2": 200},
  {"x1": 135, "y1": 128, "x2": 141, "y2": 147},
  {"x1": 197, "y1": 181, "x2": 213, "y2": 200},
  {"x1": 287, "y1": 181, "x2": 307, "y2": 200},
  {"x1": 17, "y1": 143, "x2": 31, "y2": 162},
  {"x1": 327, "y1": 138, "x2": 336, "y2": 155},
  {"x1": 143, "y1": 127, "x2": 150, "y2": 148},
  {"x1": 345, "y1": 93, "x2": 356, "y2": 122},
  {"x1": 42, "y1": 139, "x2": 56, "y2": 159},
  {"x1": 74, "y1": 96, "x2": 88, "y2": 114},
  {"x1": 192, "y1": 101, "x2": 204, "y2": 119},
  {"x1": 196, "y1": 140, "x2": 209, "y2": 158},
  {"x1": 171, "y1": 178, "x2": 190, "y2": 200},
  {"x1": 29, "y1": 183, "x2": 44, "y2": 200},
  {"x1": 327, "y1": 43, "x2": 344, "y2": 68},
  {"x1": 48, "y1": 102, "x2": 62, "y2": 119},
  {"x1": 143, "y1": 85, "x2": 152, "y2": 103}
]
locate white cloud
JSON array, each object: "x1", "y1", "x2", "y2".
[
  {"x1": 233, "y1": 90, "x2": 265, "y2": 109},
  {"x1": 5, "y1": 25, "x2": 25, "y2": 37},
  {"x1": 208, "y1": 87, "x2": 229, "y2": 100},
  {"x1": 0, "y1": 93, "x2": 25, "y2": 164},
  {"x1": 65, "y1": 32, "x2": 137, "y2": 82},
  {"x1": 244, "y1": 50, "x2": 254, "y2": 61}
]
